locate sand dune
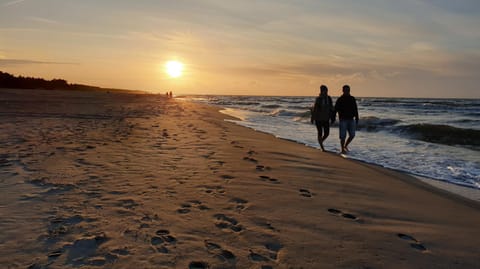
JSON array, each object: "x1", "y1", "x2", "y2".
[{"x1": 0, "y1": 88, "x2": 479, "y2": 269}]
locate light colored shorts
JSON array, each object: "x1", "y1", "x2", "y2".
[{"x1": 339, "y1": 119, "x2": 356, "y2": 140}]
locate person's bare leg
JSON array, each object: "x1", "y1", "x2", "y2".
[
  {"x1": 318, "y1": 134, "x2": 325, "y2": 151},
  {"x1": 344, "y1": 136, "x2": 354, "y2": 152},
  {"x1": 321, "y1": 135, "x2": 328, "y2": 148},
  {"x1": 320, "y1": 127, "x2": 328, "y2": 152},
  {"x1": 317, "y1": 130, "x2": 325, "y2": 152},
  {"x1": 340, "y1": 139, "x2": 346, "y2": 154}
]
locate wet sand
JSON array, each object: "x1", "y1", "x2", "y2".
[{"x1": 0, "y1": 88, "x2": 479, "y2": 268}]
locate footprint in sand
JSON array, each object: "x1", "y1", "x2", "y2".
[
  {"x1": 230, "y1": 141, "x2": 244, "y2": 149},
  {"x1": 247, "y1": 242, "x2": 283, "y2": 266},
  {"x1": 213, "y1": 214, "x2": 243, "y2": 233},
  {"x1": 208, "y1": 160, "x2": 225, "y2": 174},
  {"x1": 200, "y1": 185, "x2": 226, "y2": 195},
  {"x1": 243, "y1": 156, "x2": 258, "y2": 163},
  {"x1": 117, "y1": 199, "x2": 140, "y2": 210},
  {"x1": 299, "y1": 189, "x2": 313, "y2": 198},
  {"x1": 188, "y1": 261, "x2": 210, "y2": 269},
  {"x1": 265, "y1": 242, "x2": 283, "y2": 260},
  {"x1": 256, "y1": 165, "x2": 272, "y2": 171},
  {"x1": 259, "y1": 175, "x2": 280, "y2": 184},
  {"x1": 47, "y1": 249, "x2": 64, "y2": 259},
  {"x1": 202, "y1": 151, "x2": 215, "y2": 159},
  {"x1": 397, "y1": 233, "x2": 427, "y2": 252},
  {"x1": 229, "y1": 197, "x2": 249, "y2": 211},
  {"x1": 327, "y1": 208, "x2": 361, "y2": 222},
  {"x1": 190, "y1": 200, "x2": 211, "y2": 211},
  {"x1": 150, "y1": 229, "x2": 177, "y2": 253},
  {"x1": 248, "y1": 250, "x2": 270, "y2": 262},
  {"x1": 63, "y1": 233, "x2": 110, "y2": 266},
  {"x1": 215, "y1": 160, "x2": 226, "y2": 166},
  {"x1": 176, "y1": 203, "x2": 191, "y2": 214},
  {"x1": 220, "y1": 174, "x2": 235, "y2": 181},
  {"x1": 110, "y1": 247, "x2": 130, "y2": 256},
  {"x1": 46, "y1": 215, "x2": 92, "y2": 241},
  {"x1": 177, "y1": 200, "x2": 210, "y2": 214},
  {"x1": 162, "y1": 129, "x2": 169, "y2": 138},
  {"x1": 204, "y1": 240, "x2": 237, "y2": 265}
]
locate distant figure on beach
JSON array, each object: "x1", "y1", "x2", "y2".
[
  {"x1": 334, "y1": 85, "x2": 359, "y2": 154},
  {"x1": 311, "y1": 85, "x2": 335, "y2": 151}
]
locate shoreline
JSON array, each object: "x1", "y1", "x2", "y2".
[
  {"x1": 1, "y1": 89, "x2": 479, "y2": 268},
  {"x1": 416, "y1": 175, "x2": 480, "y2": 204},
  {"x1": 215, "y1": 104, "x2": 480, "y2": 204}
]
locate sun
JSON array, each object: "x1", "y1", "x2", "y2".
[{"x1": 165, "y1": 60, "x2": 184, "y2": 78}]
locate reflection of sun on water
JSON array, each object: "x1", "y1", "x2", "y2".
[{"x1": 165, "y1": 61, "x2": 183, "y2": 78}]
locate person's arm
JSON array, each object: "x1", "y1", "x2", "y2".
[
  {"x1": 334, "y1": 97, "x2": 341, "y2": 121},
  {"x1": 353, "y1": 97, "x2": 359, "y2": 124},
  {"x1": 329, "y1": 96, "x2": 335, "y2": 124},
  {"x1": 310, "y1": 106, "x2": 314, "y2": 124},
  {"x1": 310, "y1": 99, "x2": 317, "y2": 124}
]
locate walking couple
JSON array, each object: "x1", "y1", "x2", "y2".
[{"x1": 311, "y1": 84, "x2": 359, "y2": 154}]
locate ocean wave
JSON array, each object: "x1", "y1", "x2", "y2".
[
  {"x1": 361, "y1": 98, "x2": 480, "y2": 111},
  {"x1": 261, "y1": 104, "x2": 282, "y2": 109},
  {"x1": 288, "y1": 105, "x2": 311, "y2": 110},
  {"x1": 397, "y1": 124, "x2": 480, "y2": 147},
  {"x1": 216, "y1": 101, "x2": 260, "y2": 106},
  {"x1": 269, "y1": 109, "x2": 307, "y2": 117},
  {"x1": 357, "y1": 116, "x2": 401, "y2": 131},
  {"x1": 465, "y1": 112, "x2": 480, "y2": 117}
]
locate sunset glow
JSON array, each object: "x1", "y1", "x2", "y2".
[
  {"x1": 0, "y1": 1, "x2": 479, "y2": 97},
  {"x1": 165, "y1": 61, "x2": 183, "y2": 78}
]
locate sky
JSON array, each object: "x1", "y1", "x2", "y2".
[{"x1": 1, "y1": 0, "x2": 479, "y2": 98}]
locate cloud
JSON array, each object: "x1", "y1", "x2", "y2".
[
  {"x1": 0, "y1": 59, "x2": 78, "y2": 66},
  {"x1": 219, "y1": 53, "x2": 480, "y2": 85},
  {"x1": 418, "y1": 0, "x2": 480, "y2": 14},
  {"x1": 26, "y1": 16, "x2": 59, "y2": 24},
  {"x1": 2, "y1": 0, "x2": 27, "y2": 7}
]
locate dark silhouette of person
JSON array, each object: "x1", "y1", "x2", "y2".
[
  {"x1": 311, "y1": 85, "x2": 335, "y2": 151},
  {"x1": 334, "y1": 85, "x2": 359, "y2": 154}
]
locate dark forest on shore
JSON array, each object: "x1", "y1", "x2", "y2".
[{"x1": 0, "y1": 71, "x2": 115, "y2": 92}]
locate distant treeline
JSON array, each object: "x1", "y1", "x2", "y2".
[{"x1": 0, "y1": 71, "x2": 101, "y2": 91}]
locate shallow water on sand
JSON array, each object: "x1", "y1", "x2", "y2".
[{"x1": 185, "y1": 95, "x2": 480, "y2": 190}]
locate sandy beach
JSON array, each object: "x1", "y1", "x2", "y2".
[{"x1": 0, "y1": 88, "x2": 479, "y2": 269}]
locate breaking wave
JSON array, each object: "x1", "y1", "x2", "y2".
[{"x1": 397, "y1": 124, "x2": 480, "y2": 147}]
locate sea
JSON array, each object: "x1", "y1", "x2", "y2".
[{"x1": 182, "y1": 95, "x2": 480, "y2": 190}]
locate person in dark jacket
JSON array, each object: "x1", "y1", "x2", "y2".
[
  {"x1": 311, "y1": 85, "x2": 335, "y2": 151},
  {"x1": 334, "y1": 85, "x2": 359, "y2": 154}
]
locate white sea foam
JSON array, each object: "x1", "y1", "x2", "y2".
[{"x1": 185, "y1": 95, "x2": 480, "y2": 190}]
